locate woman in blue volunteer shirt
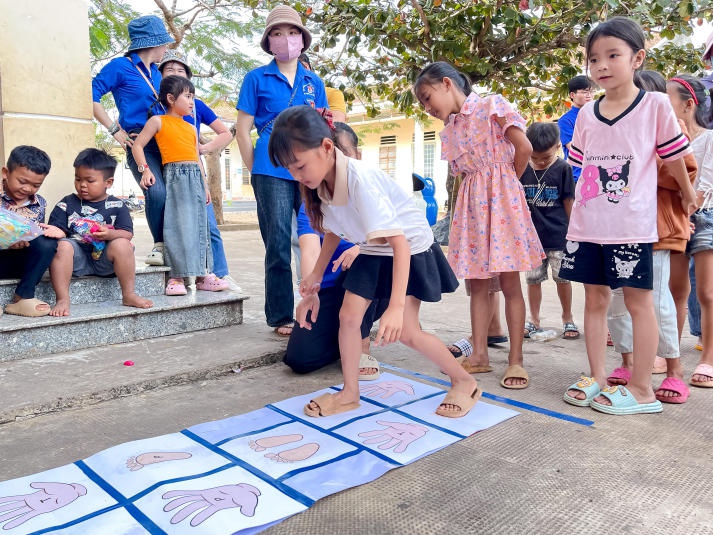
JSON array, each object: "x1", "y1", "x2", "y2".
[
  {"x1": 235, "y1": 5, "x2": 327, "y2": 335},
  {"x1": 92, "y1": 15, "x2": 173, "y2": 266}
]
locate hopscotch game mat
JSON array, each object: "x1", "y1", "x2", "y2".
[{"x1": 0, "y1": 373, "x2": 519, "y2": 534}]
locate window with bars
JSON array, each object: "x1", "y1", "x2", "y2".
[
  {"x1": 423, "y1": 131, "x2": 436, "y2": 178},
  {"x1": 242, "y1": 166, "x2": 250, "y2": 185},
  {"x1": 379, "y1": 135, "x2": 397, "y2": 178},
  {"x1": 224, "y1": 149, "x2": 231, "y2": 190}
]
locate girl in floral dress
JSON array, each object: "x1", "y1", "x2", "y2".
[{"x1": 414, "y1": 62, "x2": 544, "y2": 389}]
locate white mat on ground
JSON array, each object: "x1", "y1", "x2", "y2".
[{"x1": 0, "y1": 373, "x2": 518, "y2": 534}]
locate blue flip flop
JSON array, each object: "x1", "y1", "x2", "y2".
[
  {"x1": 563, "y1": 376, "x2": 600, "y2": 407},
  {"x1": 590, "y1": 385, "x2": 663, "y2": 415}
]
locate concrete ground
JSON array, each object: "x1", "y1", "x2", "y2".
[{"x1": 1, "y1": 215, "x2": 712, "y2": 534}]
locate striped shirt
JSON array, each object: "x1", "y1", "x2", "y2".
[{"x1": 566, "y1": 90, "x2": 691, "y2": 244}]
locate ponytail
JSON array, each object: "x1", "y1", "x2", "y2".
[{"x1": 414, "y1": 61, "x2": 472, "y2": 97}]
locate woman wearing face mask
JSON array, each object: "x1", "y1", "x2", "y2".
[{"x1": 235, "y1": 5, "x2": 328, "y2": 336}]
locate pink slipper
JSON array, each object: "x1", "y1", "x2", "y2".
[
  {"x1": 655, "y1": 377, "x2": 690, "y2": 404},
  {"x1": 165, "y1": 278, "x2": 187, "y2": 296},
  {"x1": 195, "y1": 274, "x2": 229, "y2": 292},
  {"x1": 606, "y1": 366, "x2": 631, "y2": 386},
  {"x1": 690, "y1": 363, "x2": 713, "y2": 388}
]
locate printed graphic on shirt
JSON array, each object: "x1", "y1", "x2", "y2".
[
  {"x1": 610, "y1": 243, "x2": 644, "y2": 280},
  {"x1": 523, "y1": 184, "x2": 560, "y2": 207},
  {"x1": 578, "y1": 158, "x2": 632, "y2": 207}
]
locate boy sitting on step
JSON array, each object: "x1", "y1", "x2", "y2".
[
  {"x1": 0, "y1": 146, "x2": 65, "y2": 317},
  {"x1": 48, "y1": 148, "x2": 153, "y2": 316}
]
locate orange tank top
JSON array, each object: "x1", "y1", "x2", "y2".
[{"x1": 154, "y1": 115, "x2": 199, "y2": 164}]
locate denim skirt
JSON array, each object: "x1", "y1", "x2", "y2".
[{"x1": 163, "y1": 162, "x2": 212, "y2": 278}]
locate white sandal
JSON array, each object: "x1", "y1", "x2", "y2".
[
  {"x1": 145, "y1": 242, "x2": 164, "y2": 266},
  {"x1": 358, "y1": 353, "x2": 381, "y2": 381}
]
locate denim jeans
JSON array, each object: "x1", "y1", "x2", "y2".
[
  {"x1": 207, "y1": 202, "x2": 228, "y2": 278},
  {"x1": 126, "y1": 139, "x2": 165, "y2": 244},
  {"x1": 0, "y1": 236, "x2": 58, "y2": 299},
  {"x1": 252, "y1": 173, "x2": 301, "y2": 327},
  {"x1": 688, "y1": 256, "x2": 702, "y2": 336}
]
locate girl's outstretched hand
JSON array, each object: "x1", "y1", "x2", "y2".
[
  {"x1": 332, "y1": 245, "x2": 359, "y2": 272},
  {"x1": 299, "y1": 271, "x2": 322, "y2": 297},
  {"x1": 296, "y1": 294, "x2": 320, "y2": 330},
  {"x1": 374, "y1": 305, "x2": 404, "y2": 346}
]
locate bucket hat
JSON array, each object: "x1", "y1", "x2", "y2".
[
  {"x1": 127, "y1": 15, "x2": 175, "y2": 52},
  {"x1": 158, "y1": 49, "x2": 192, "y2": 78},
  {"x1": 260, "y1": 5, "x2": 312, "y2": 54},
  {"x1": 703, "y1": 31, "x2": 713, "y2": 63}
]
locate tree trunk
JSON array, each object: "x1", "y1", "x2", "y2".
[{"x1": 204, "y1": 151, "x2": 223, "y2": 225}]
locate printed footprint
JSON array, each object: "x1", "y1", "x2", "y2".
[
  {"x1": 264, "y1": 443, "x2": 320, "y2": 463},
  {"x1": 249, "y1": 434, "x2": 303, "y2": 452},
  {"x1": 126, "y1": 451, "x2": 192, "y2": 471}
]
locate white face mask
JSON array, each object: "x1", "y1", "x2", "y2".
[{"x1": 269, "y1": 34, "x2": 304, "y2": 62}]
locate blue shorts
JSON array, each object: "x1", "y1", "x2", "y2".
[
  {"x1": 687, "y1": 209, "x2": 713, "y2": 256},
  {"x1": 65, "y1": 239, "x2": 115, "y2": 277},
  {"x1": 559, "y1": 241, "x2": 653, "y2": 290}
]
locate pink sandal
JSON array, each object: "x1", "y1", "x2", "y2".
[
  {"x1": 165, "y1": 278, "x2": 187, "y2": 296},
  {"x1": 195, "y1": 274, "x2": 229, "y2": 292}
]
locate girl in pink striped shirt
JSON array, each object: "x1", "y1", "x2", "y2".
[{"x1": 559, "y1": 17, "x2": 696, "y2": 415}]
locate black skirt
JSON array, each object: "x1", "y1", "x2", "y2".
[{"x1": 342, "y1": 242, "x2": 458, "y2": 303}]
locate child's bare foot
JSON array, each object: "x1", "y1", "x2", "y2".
[
  {"x1": 50, "y1": 299, "x2": 70, "y2": 317},
  {"x1": 122, "y1": 293, "x2": 153, "y2": 309}
]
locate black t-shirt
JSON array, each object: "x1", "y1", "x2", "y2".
[
  {"x1": 520, "y1": 158, "x2": 574, "y2": 250},
  {"x1": 48, "y1": 194, "x2": 133, "y2": 241}
]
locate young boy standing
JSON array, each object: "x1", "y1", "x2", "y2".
[
  {"x1": 520, "y1": 123, "x2": 578, "y2": 339},
  {"x1": 0, "y1": 146, "x2": 64, "y2": 317},
  {"x1": 557, "y1": 75, "x2": 594, "y2": 182},
  {"x1": 48, "y1": 148, "x2": 153, "y2": 316}
]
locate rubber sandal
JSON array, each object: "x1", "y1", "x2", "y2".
[
  {"x1": 145, "y1": 242, "x2": 164, "y2": 266},
  {"x1": 655, "y1": 377, "x2": 690, "y2": 404},
  {"x1": 652, "y1": 356, "x2": 667, "y2": 374},
  {"x1": 304, "y1": 393, "x2": 360, "y2": 417},
  {"x1": 447, "y1": 337, "x2": 473, "y2": 358},
  {"x1": 562, "y1": 322, "x2": 580, "y2": 340},
  {"x1": 500, "y1": 364, "x2": 529, "y2": 389},
  {"x1": 690, "y1": 363, "x2": 713, "y2": 388},
  {"x1": 606, "y1": 367, "x2": 631, "y2": 386},
  {"x1": 4, "y1": 298, "x2": 51, "y2": 317},
  {"x1": 195, "y1": 273, "x2": 229, "y2": 292},
  {"x1": 435, "y1": 386, "x2": 481, "y2": 418},
  {"x1": 695, "y1": 342, "x2": 703, "y2": 351},
  {"x1": 274, "y1": 323, "x2": 294, "y2": 337},
  {"x1": 165, "y1": 278, "x2": 187, "y2": 296},
  {"x1": 487, "y1": 335, "x2": 508, "y2": 346},
  {"x1": 563, "y1": 376, "x2": 600, "y2": 407},
  {"x1": 524, "y1": 321, "x2": 540, "y2": 338},
  {"x1": 455, "y1": 356, "x2": 493, "y2": 374},
  {"x1": 590, "y1": 385, "x2": 663, "y2": 415},
  {"x1": 358, "y1": 353, "x2": 381, "y2": 381}
]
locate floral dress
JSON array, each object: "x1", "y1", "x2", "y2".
[{"x1": 440, "y1": 93, "x2": 544, "y2": 279}]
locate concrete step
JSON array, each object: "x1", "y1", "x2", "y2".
[
  {"x1": 0, "y1": 263, "x2": 169, "y2": 305},
  {"x1": 0, "y1": 290, "x2": 247, "y2": 362},
  {"x1": 0, "y1": 320, "x2": 287, "y2": 425}
]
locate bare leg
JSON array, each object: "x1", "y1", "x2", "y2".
[
  {"x1": 526, "y1": 282, "x2": 542, "y2": 327},
  {"x1": 567, "y1": 284, "x2": 610, "y2": 401},
  {"x1": 465, "y1": 278, "x2": 491, "y2": 368},
  {"x1": 692, "y1": 251, "x2": 713, "y2": 383},
  {"x1": 557, "y1": 282, "x2": 574, "y2": 324},
  {"x1": 669, "y1": 252, "x2": 690, "y2": 341},
  {"x1": 487, "y1": 292, "x2": 505, "y2": 337},
  {"x1": 106, "y1": 239, "x2": 153, "y2": 309},
  {"x1": 358, "y1": 337, "x2": 377, "y2": 375},
  {"x1": 499, "y1": 272, "x2": 527, "y2": 386},
  {"x1": 49, "y1": 240, "x2": 74, "y2": 317},
  {"x1": 400, "y1": 296, "x2": 477, "y2": 411}
]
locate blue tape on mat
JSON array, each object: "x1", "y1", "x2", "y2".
[{"x1": 378, "y1": 363, "x2": 594, "y2": 427}]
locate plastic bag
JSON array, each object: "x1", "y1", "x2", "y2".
[
  {"x1": 0, "y1": 207, "x2": 43, "y2": 249},
  {"x1": 72, "y1": 218, "x2": 113, "y2": 260}
]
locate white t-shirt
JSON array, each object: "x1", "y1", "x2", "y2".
[
  {"x1": 317, "y1": 151, "x2": 434, "y2": 256},
  {"x1": 567, "y1": 91, "x2": 691, "y2": 244},
  {"x1": 691, "y1": 129, "x2": 713, "y2": 210}
]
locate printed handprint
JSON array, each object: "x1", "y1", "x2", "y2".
[
  {"x1": 0, "y1": 482, "x2": 87, "y2": 530},
  {"x1": 162, "y1": 483, "x2": 261, "y2": 526},
  {"x1": 358, "y1": 421, "x2": 428, "y2": 453},
  {"x1": 360, "y1": 381, "x2": 415, "y2": 399},
  {"x1": 126, "y1": 451, "x2": 192, "y2": 471}
]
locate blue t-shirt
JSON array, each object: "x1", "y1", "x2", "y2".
[
  {"x1": 237, "y1": 60, "x2": 328, "y2": 180},
  {"x1": 48, "y1": 194, "x2": 133, "y2": 238},
  {"x1": 296, "y1": 204, "x2": 353, "y2": 289},
  {"x1": 185, "y1": 98, "x2": 218, "y2": 133},
  {"x1": 92, "y1": 53, "x2": 164, "y2": 132},
  {"x1": 557, "y1": 106, "x2": 581, "y2": 181}
]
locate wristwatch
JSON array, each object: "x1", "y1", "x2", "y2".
[{"x1": 137, "y1": 164, "x2": 148, "y2": 173}]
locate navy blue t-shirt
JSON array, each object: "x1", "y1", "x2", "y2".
[{"x1": 49, "y1": 194, "x2": 133, "y2": 241}]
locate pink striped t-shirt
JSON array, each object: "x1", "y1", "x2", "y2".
[{"x1": 567, "y1": 90, "x2": 691, "y2": 244}]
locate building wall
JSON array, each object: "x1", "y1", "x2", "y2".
[{"x1": 0, "y1": 0, "x2": 94, "y2": 208}]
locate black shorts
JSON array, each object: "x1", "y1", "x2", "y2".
[{"x1": 558, "y1": 240, "x2": 653, "y2": 290}]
